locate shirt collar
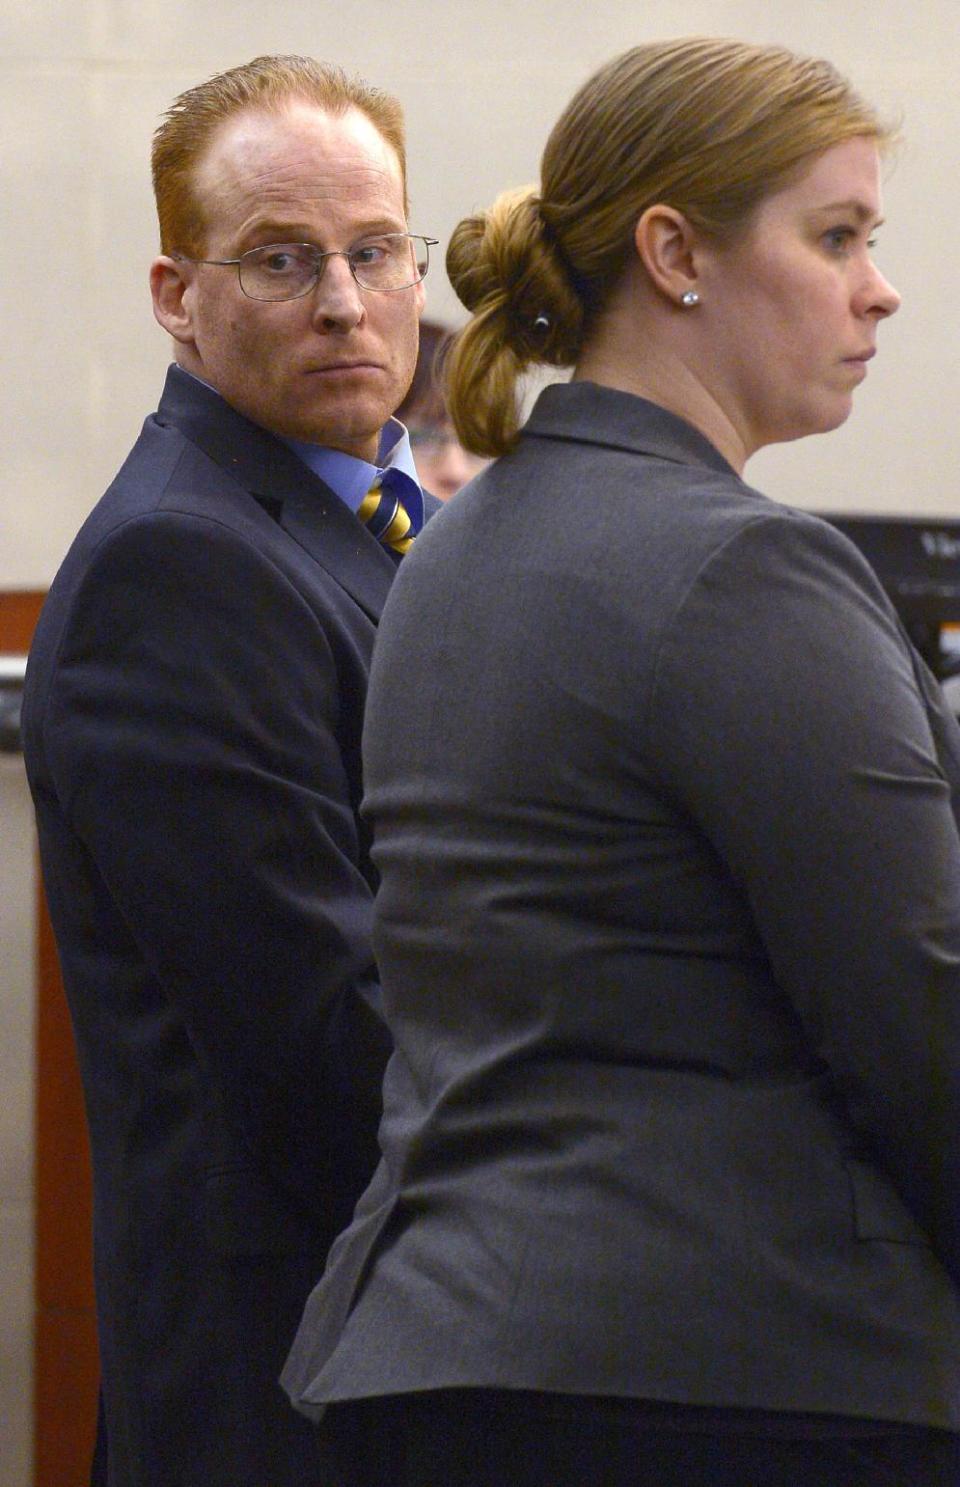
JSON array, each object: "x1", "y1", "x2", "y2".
[
  {"x1": 284, "y1": 419, "x2": 425, "y2": 533},
  {"x1": 169, "y1": 367, "x2": 425, "y2": 531}
]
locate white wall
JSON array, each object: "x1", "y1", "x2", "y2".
[{"x1": 2, "y1": 0, "x2": 958, "y2": 588}]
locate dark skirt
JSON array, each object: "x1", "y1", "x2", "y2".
[{"x1": 321, "y1": 1389, "x2": 960, "y2": 1487}]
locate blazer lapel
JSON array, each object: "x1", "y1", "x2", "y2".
[
  {"x1": 278, "y1": 480, "x2": 397, "y2": 624},
  {"x1": 155, "y1": 364, "x2": 397, "y2": 623}
]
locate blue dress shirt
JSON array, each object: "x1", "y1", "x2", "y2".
[{"x1": 285, "y1": 420, "x2": 425, "y2": 536}]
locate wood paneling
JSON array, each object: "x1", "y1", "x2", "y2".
[
  {"x1": 1, "y1": 591, "x2": 100, "y2": 1486},
  {"x1": 33, "y1": 894, "x2": 96, "y2": 1317},
  {"x1": 0, "y1": 591, "x2": 46, "y2": 655},
  {"x1": 33, "y1": 881, "x2": 99, "y2": 1485},
  {"x1": 32, "y1": 1306, "x2": 99, "y2": 1486}
]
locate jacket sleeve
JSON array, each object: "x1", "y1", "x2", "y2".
[
  {"x1": 649, "y1": 508, "x2": 960, "y2": 1277},
  {"x1": 41, "y1": 505, "x2": 390, "y2": 1230}
]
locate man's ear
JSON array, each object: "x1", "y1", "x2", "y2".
[
  {"x1": 150, "y1": 256, "x2": 196, "y2": 346},
  {"x1": 633, "y1": 204, "x2": 700, "y2": 307}
]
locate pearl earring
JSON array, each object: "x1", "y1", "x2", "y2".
[{"x1": 681, "y1": 290, "x2": 700, "y2": 307}]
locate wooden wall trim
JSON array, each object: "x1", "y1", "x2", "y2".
[
  {"x1": 0, "y1": 591, "x2": 47, "y2": 653},
  {"x1": 1, "y1": 589, "x2": 100, "y2": 1485}
]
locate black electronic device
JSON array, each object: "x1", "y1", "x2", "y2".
[
  {"x1": 820, "y1": 514, "x2": 960, "y2": 682},
  {"x1": 0, "y1": 655, "x2": 26, "y2": 754}
]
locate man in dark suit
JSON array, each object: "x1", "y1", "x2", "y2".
[{"x1": 21, "y1": 54, "x2": 439, "y2": 1487}]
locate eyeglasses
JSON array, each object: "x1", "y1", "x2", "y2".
[
  {"x1": 409, "y1": 427, "x2": 488, "y2": 469},
  {"x1": 172, "y1": 233, "x2": 439, "y2": 302},
  {"x1": 410, "y1": 428, "x2": 463, "y2": 453}
]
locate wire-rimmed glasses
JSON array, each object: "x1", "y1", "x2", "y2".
[{"x1": 172, "y1": 233, "x2": 438, "y2": 302}]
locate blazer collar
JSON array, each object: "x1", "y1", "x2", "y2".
[
  {"x1": 155, "y1": 365, "x2": 397, "y2": 621},
  {"x1": 523, "y1": 380, "x2": 740, "y2": 478}
]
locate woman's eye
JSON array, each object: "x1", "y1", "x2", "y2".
[{"x1": 823, "y1": 226, "x2": 881, "y2": 256}]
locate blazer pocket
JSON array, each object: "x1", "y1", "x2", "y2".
[
  {"x1": 204, "y1": 1163, "x2": 315, "y2": 1257},
  {"x1": 844, "y1": 1159, "x2": 932, "y2": 1246}
]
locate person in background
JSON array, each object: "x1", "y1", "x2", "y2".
[
  {"x1": 21, "y1": 53, "x2": 439, "y2": 1487},
  {"x1": 283, "y1": 36, "x2": 960, "y2": 1487},
  {"x1": 396, "y1": 318, "x2": 487, "y2": 498}
]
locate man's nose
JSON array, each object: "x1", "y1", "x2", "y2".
[
  {"x1": 436, "y1": 443, "x2": 477, "y2": 493},
  {"x1": 309, "y1": 253, "x2": 365, "y2": 329}
]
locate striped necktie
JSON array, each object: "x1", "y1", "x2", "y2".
[{"x1": 358, "y1": 472, "x2": 415, "y2": 555}]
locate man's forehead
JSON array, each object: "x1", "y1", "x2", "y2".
[{"x1": 195, "y1": 102, "x2": 403, "y2": 211}]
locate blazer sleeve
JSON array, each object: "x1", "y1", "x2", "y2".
[
  {"x1": 648, "y1": 509, "x2": 960, "y2": 1277},
  {"x1": 40, "y1": 505, "x2": 390, "y2": 1228}
]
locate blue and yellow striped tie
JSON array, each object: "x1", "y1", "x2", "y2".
[{"x1": 358, "y1": 473, "x2": 414, "y2": 555}]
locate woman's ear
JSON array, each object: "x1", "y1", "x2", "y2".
[
  {"x1": 633, "y1": 205, "x2": 699, "y2": 307},
  {"x1": 150, "y1": 256, "x2": 196, "y2": 345}
]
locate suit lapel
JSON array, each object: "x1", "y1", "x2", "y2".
[
  {"x1": 155, "y1": 365, "x2": 397, "y2": 623},
  {"x1": 278, "y1": 480, "x2": 397, "y2": 623}
]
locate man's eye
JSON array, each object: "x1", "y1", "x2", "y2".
[
  {"x1": 261, "y1": 251, "x2": 298, "y2": 273},
  {"x1": 351, "y1": 242, "x2": 389, "y2": 267},
  {"x1": 251, "y1": 246, "x2": 313, "y2": 275}
]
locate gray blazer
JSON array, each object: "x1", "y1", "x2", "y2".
[{"x1": 283, "y1": 381, "x2": 960, "y2": 1430}]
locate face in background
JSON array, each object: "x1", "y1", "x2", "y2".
[
  {"x1": 151, "y1": 101, "x2": 424, "y2": 461},
  {"x1": 693, "y1": 135, "x2": 900, "y2": 464},
  {"x1": 395, "y1": 319, "x2": 488, "y2": 499},
  {"x1": 408, "y1": 420, "x2": 487, "y2": 501}
]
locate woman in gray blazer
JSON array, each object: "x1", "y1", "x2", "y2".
[{"x1": 283, "y1": 38, "x2": 960, "y2": 1485}]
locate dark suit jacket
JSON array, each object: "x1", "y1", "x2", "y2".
[
  {"x1": 22, "y1": 365, "x2": 439, "y2": 1486},
  {"x1": 284, "y1": 380, "x2": 960, "y2": 1431}
]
